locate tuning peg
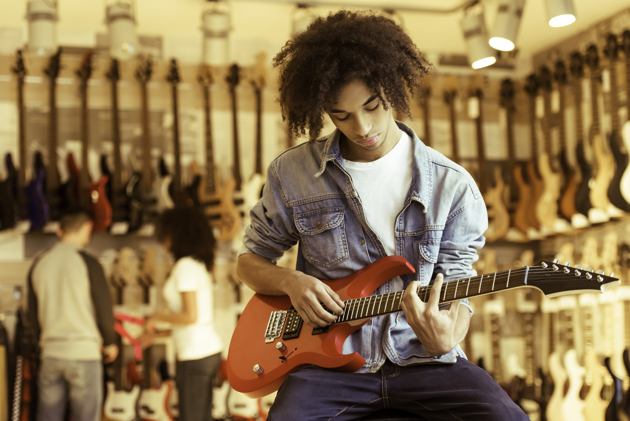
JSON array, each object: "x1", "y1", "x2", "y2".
[
  {"x1": 542, "y1": 262, "x2": 549, "y2": 268},
  {"x1": 564, "y1": 266, "x2": 571, "y2": 274},
  {"x1": 596, "y1": 270, "x2": 604, "y2": 275},
  {"x1": 574, "y1": 268, "x2": 582, "y2": 276},
  {"x1": 553, "y1": 259, "x2": 559, "y2": 264},
  {"x1": 586, "y1": 267, "x2": 593, "y2": 272},
  {"x1": 610, "y1": 272, "x2": 614, "y2": 278},
  {"x1": 575, "y1": 265, "x2": 583, "y2": 270},
  {"x1": 564, "y1": 262, "x2": 570, "y2": 266}
]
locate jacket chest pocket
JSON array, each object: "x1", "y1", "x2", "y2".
[{"x1": 295, "y1": 207, "x2": 349, "y2": 268}]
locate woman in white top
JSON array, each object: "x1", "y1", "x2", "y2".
[{"x1": 141, "y1": 207, "x2": 223, "y2": 421}]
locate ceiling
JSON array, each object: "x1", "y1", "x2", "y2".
[{"x1": 0, "y1": 0, "x2": 628, "y2": 72}]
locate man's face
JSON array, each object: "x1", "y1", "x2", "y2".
[{"x1": 327, "y1": 79, "x2": 401, "y2": 162}]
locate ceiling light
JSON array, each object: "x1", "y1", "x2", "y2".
[
  {"x1": 544, "y1": 0, "x2": 576, "y2": 27},
  {"x1": 292, "y1": 4, "x2": 317, "y2": 36},
  {"x1": 461, "y1": 10, "x2": 496, "y2": 69},
  {"x1": 201, "y1": 2, "x2": 232, "y2": 66},
  {"x1": 489, "y1": 0, "x2": 524, "y2": 52},
  {"x1": 26, "y1": 0, "x2": 58, "y2": 56},
  {"x1": 105, "y1": 0, "x2": 139, "y2": 60}
]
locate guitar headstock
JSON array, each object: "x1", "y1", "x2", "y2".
[
  {"x1": 11, "y1": 50, "x2": 26, "y2": 79},
  {"x1": 554, "y1": 60, "x2": 568, "y2": 86},
  {"x1": 524, "y1": 74, "x2": 538, "y2": 98},
  {"x1": 623, "y1": 30, "x2": 630, "y2": 57},
  {"x1": 75, "y1": 50, "x2": 93, "y2": 82},
  {"x1": 135, "y1": 55, "x2": 153, "y2": 85},
  {"x1": 166, "y1": 59, "x2": 180, "y2": 85},
  {"x1": 569, "y1": 52, "x2": 584, "y2": 80},
  {"x1": 443, "y1": 90, "x2": 456, "y2": 105},
  {"x1": 604, "y1": 33, "x2": 619, "y2": 62},
  {"x1": 530, "y1": 260, "x2": 619, "y2": 296},
  {"x1": 198, "y1": 64, "x2": 213, "y2": 86},
  {"x1": 44, "y1": 47, "x2": 62, "y2": 80},
  {"x1": 226, "y1": 63, "x2": 241, "y2": 89},
  {"x1": 499, "y1": 78, "x2": 515, "y2": 109},
  {"x1": 538, "y1": 65, "x2": 553, "y2": 92},
  {"x1": 138, "y1": 246, "x2": 156, "y2": 290},
  {"x1": 250, "y1": 51, "x2": 268, "y2": 92},
  {"x1": 585, "y1": 44, "x2": 600, "y2": 71},
  {"x1": 106, "y1": 58, "x2": 120, "y2": 82}
]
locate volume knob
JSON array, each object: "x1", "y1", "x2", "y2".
[
  {"x1": 276, "y1": 341, "x2": 287, "y2": 352},
  {"x1": 253, "y1": 364, "x2": 264, "y2": 375}
]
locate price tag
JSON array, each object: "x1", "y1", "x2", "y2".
[
  {"x1": 551, "y1": 90, "x2": 560, "y2": 113},
  {"x1": 601, "y1": 69, "x2": 611, "y2": 93},
  {"x1": 110, "y1": 222, "x2": 129, "y2": 236},
  {"x1": 468, "y1": 96, "x2": 479, "y2": 119},
  {"x1": 536, "y1": 96, "x2": 545, "y2": 118}
]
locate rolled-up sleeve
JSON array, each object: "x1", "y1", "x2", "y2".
[{"x1": 241, "y1": 160, "x2": 300, "y2": 263}]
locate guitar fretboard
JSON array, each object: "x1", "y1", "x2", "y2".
[{"x1": 329, "y1": 267, "x2": 529, "y2": 325}]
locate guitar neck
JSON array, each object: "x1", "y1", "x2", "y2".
[
  {"x1": 489, "y1": 312, "x2": 505, "y2": 384},
  {"x1": 589, "y1": 70, "x2": 601, "y2": 137},
  {"x1": 171, "y1": 83, "x2": 181, "y2": 193},
  {"x1": 446, "y1": 93, "x2": 460, "y2": 163},
  {"x1": 230, "y1": 84, "x2": 242, "y2": 191},
  {"x1": 111, "y1": 77, "x2": 122, "y2": 200},
  {"x1": 528, "y1": 95, "x2": 539, "y2": 160},
  {"x1": 573, "y1": 79, "x2": 585, "y2": 147},
  {"x1": 626, "y1": 56, "x2": 630, "y2": 113},
  {"x1": 475, "y1": 112, "x2": 488, "y2": 194},
  {"x1": 48, "y1": 77, "x2": 59, "y2": 191},
  {"x1": 140, "y1": 82, "x2": 152, "y2": 190},
  {"x1": 542, "y1": 89, "x2": 553, "y2": 156},
  {"x1": 17, "y1": 77, "x2": 26, "y2": 189},
  {"x1": 609, "y1": 58, "x2": 620, "y2": 133},
  {"x1": 422, "y1": 94, "x2": 432, "y2": 147},
  {"x1": 523, "y1": 312, "x2": 536, "y2": 389},
  {"x1": 557, "y1": 84, "x2": 567, "y2": 150},
  {"x1": 505, "y1": 104, "x2": 516, "y2": 166},
  {"x1": 330, "y1": 267, "x2": 530, "y2": 325},
  {"x1": 202, "y1": 84, "x2": 217, "y2": 195},
  {"x1": 254, "y1": 86, "x2": 263, "y2": 176},
  {"x1": 79, "y1": 80, "x2": 90, "y2": 189}
]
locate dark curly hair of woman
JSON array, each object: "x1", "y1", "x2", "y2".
[
  {"x1": 156, "y1": 207, "x2": 216, "y2": 271},
  {"x1": 273, "y1": 10, "x2": 431, "y2": 141}
]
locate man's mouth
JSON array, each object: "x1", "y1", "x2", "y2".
[{"x1": 358, "y1": 134, "x2": 379, "y2": 146}]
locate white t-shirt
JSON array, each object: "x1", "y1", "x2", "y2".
[
  {"x1": 163, "y1": 256, "x2": 223, "y2": 361},
  {"x1": 344, "y1": 131, "x2": 413, "y2": 290}
]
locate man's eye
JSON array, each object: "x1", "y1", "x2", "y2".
[
  {"x1": 366, "y1": 104, "x2": 379, "y2": 112},
  {"x1": 337, "y1": 115, "x2": 350, "y2": 121}
]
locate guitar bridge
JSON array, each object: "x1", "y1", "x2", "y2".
[
  {"x1": 265, "y1": 310, "x2": 287, "y2": 343},
  {"x1": 282, "y1": 309, "x2": 303, "y2": 340}
]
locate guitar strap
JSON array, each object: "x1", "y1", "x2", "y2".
[{"x1": 113, "y1": 313, "x2": 145, "y2": 361}]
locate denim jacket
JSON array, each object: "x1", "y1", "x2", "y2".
[{"x1": 241, "y1": 122, "x2": 488, "y2": 373}]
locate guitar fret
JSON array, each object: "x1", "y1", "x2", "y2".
[
  {"x1": 398, "y1": 291, "x2": 404, "y2": 311},
  {"x1": 454, "y1": 279, "x2": 460, "y2": 299},
  {"x1": 424, "y1": 286, "x2": 429, "y2": 302},
  {"x1": 478, "y1": 274, "x2": 483, "y2": 294},
  {"x1": 370, "y1": 295, "x2": 377, "y2": 317},
  {"x1": 506, "y1": 269, "x2": 511, "y2": 288},
  {"x1": 491, "y1": 272, "x2": 496, "y2": 291},
  {"x1": 466, "y1": 277, "x2": 471, "y2": 297},
  {"x1": 360, "y1": 297, "x2": 367, "y2": 318},
  {"x1": 443, "y1": 282, "x2": 448, "y2": 301}
]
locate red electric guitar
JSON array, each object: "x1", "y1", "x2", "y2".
[{"x1": 227, "y1": 256, "x2": 619, "y2": 398}]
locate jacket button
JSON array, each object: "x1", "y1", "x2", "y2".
[
  {"x1": 398, "y1": 317, "x2": 402, "y2": 322},
  {"x1": 361, "y1": 239, "x2": 365, "y2": 244},
  {"x1": 367, "y1": 320, "x2": 372, "y2": 325},
  {"x1": 316, "y1": 222, "x2": 322, "y2": 229}
]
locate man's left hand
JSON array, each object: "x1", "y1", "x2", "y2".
[{"x1": 401, "y1": 273, "x2": 460, "y2": 356}]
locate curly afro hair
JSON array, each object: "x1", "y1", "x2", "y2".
[{"x1": 273, "y1": 10, "x2": 431, "y2": 141}]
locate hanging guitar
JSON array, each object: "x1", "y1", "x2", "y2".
[
  {"x1": 0, "y1": 153, "x2": 18, "y2": 231},
  {"x1": 535, "y1": 65, "x2": 563, "y2": 234},
  {"x1": 469, "y1": 88, "x2": 508, "y2": 242},
  {"x1": 619, "y1": 30, "x2": 630, "y2": 206},
  {"x1": 604, "y1": 32, "x2": 630, "y2": 212},
  {"x1": 227, "y1": 256, "x2": 619, "y2": 398},
  {"x1": 523, "y1": 75, "x2": 544, "y2": 234},
  {"x1": 75, "y1": 51, "x2": 112, "y2": 232},
  {"x1": 134, "y1": 55, "x2": 160, "y2": 221},
  {"x1": 555, "y1": 60, "x2": 580, "y2": 223},
  {"x1": 420, "y1": 82, "x2": 432, "y2": 147},
  {"x1": 500, "y1": 78, "x2": 530, "y2": 237},
  {"x1": 570, "y1": 51, "x2": 595, "y2": 221},
  {"x1": 586, "y1": 44, "x2": 618, "y2": 219}
]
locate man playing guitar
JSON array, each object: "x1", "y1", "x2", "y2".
[{"x1": 236, "y1": 11, "x2": 527, "y2": 420}]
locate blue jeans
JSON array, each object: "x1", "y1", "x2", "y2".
[
  {"x1": 268, "y1": 358, "x2": 528, "y2": 421},
  {"x1": 176, "y1": 353, "x2": 222, "y2": 421},
  {"x1": 37, "y1": 358, "x2": 102, "y2": 421}
]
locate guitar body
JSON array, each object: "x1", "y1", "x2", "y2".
[
  {"x1": 483, "y1": 166, "x2": 510, "y2": 241},
  {"x1": 89, "y1": 176, "x2": 112, "y2": 232},
  {"x1": 200, "y1": 176, "x2": 242, "y2": 242},
  {"x1": 536, "y1": 153, "x2": 562, "y2": 232},
  {"x1": 584, "y1": 349, "x2": 608, "y2": 421},
  {"x1": 137, "y1": 382, "x2": 173, "y2": 421},
  {"x1": 559, "y1": 150, "x2": 578, "y2": 220},
  {"x1": 561, "y1": 349, "x2": 585, "y2": 421},
  {"x1": 526, "y1": 160, "x2": 544, "y2": 230},
  {"x1": 242, "y1": 173, "x2": 265, "y2": 224},
  {"x1": 546, "y1": 351, "x2": 567, "y2": 421},
  {"x1": 590, "y1": 133, "x2": 615, "y2": 213},
  {"x1": 103, "y1": 382, "x2": 141, "y2": 421},
  {"x1": 26, "y1": 167, "x2": 50, "y2": 231},
  {"x1": 609, "y1": 129, "x2": 630, "y2": 211},
  {"x1": 619, "y1": 123, "x2": 630, "y2": 205},
  {"x1": 604, "y1": 357, "x2": 630, "y2": 421},
  {"x1": 124, "y1": 169, "x2": 144, "y2": 232},
  {"x1": 575, "y1": 143, "x2": 594, "y2": 217},
  {"x1": 512, "y1": 163, "x2": 532, "y2": 235},
  {"x1": 622, "y1": 348, "x2": 630, "y2": 418},
  {"x1": 227, "y1": 256, "x2": 416, "y2": 398},
  {"x1": 153, "y1": 159, "x2": 174, "y2": 213}
]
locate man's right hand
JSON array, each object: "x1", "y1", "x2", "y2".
[
  {"x1": 103, "y1": 344, "x2": 119, "y2": 363},
  {"x1": 281, "y1": 271, "x2": 345, "y2": 328}
]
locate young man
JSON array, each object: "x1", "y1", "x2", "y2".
[
  {"x1": 27, "y1": 209, "x2": 118, "y2": 421},
  {"x1": 236, "y1": 10, "x2": 528, "y2": 421}
]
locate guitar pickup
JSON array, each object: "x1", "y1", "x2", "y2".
[
  {"x1": 312, "y1": 326, "x2": 329, "y2": 335},
  {"x1": 282, "y1": 309, "x2": 303, "y2": 340}
]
